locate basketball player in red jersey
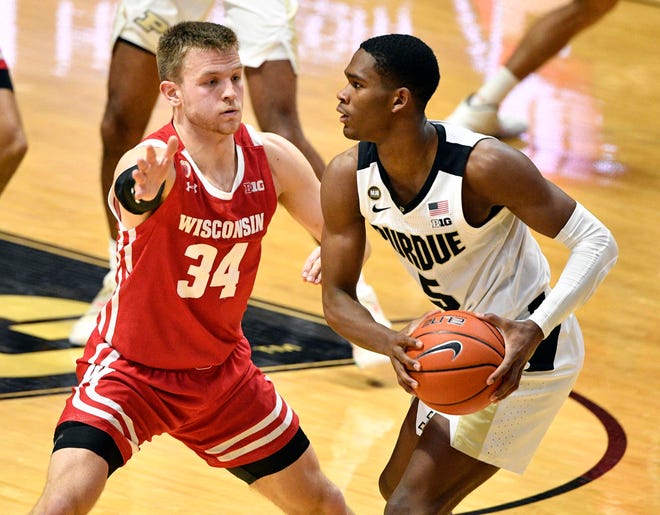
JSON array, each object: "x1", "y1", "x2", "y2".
[
  {"x1": 69, "y1": 1, "x2": 392, "y2": 385},
  {"x1": 31, "y1": 22, "x2": 351, "y2": 514},
  {"x1": 0, "y1": 46, "x2": 28, "y2": 195}
]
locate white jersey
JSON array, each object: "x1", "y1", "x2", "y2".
[
  {"x1": 358, "y1": 121, "x2": 549, "y2": 321},
  {"x1": 357, "y1": 121, "x2": 585, "y2": 473}
]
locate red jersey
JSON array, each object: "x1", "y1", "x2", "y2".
[{"x1": 97, "y1": 122, "x2": 277, "y2": 369}]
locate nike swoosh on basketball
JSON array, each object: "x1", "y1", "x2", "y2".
[
  {"x1": 372, "y1": 205, "x2": 391, "y2": 213},
  {"x1": 421, "y1": 340, "x2": 463, "y2": 360}
]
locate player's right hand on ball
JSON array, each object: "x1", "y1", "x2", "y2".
[{"x1": 388, "y1": 331, "x2": 422, "y2": 394}]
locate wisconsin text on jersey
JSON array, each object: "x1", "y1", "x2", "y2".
[{"x1": 179, "y1": 213, "x2": 265, "y2": 239}]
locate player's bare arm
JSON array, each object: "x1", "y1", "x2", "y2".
[
  {"x1": 321, "y1": 147, "x2": 421, "y2": 392},
  {"x1": 462, "y1": 138, "x2": 580, "y2": 401},
  {"x1": 261, "y1": 131, "x2": 324, "y2": 283},
  {"x1": 111, "y1": 134, "x2": 178, "y2": 229},
  {"x1": 463, "y1": 138, "x2": 576, "y2": 236},
  {"x1": 464, "y1": 138, "x2": 617, "y2": 402},
  {"x1": 263, "y1": 132, "x2": 324, "y2": 243}
]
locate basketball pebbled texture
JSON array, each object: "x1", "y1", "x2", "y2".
[{"x1": 407, "y1": 310, "x2": 505, "y2": 415}]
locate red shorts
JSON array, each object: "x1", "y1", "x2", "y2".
[{"x1": 58, "y1": 330, "x2": 300, "y2": 468}]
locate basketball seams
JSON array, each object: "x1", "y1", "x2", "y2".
[
  {"x1": 481, "y1": 320, "x2": 505, "y2": 345},
  {"x1": 410, "y1": 363, "x2": 498, "y2": 373}
]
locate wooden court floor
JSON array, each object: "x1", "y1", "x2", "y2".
[{"x1": 1, "y1": 0, "x2": 659, "y2": 513}]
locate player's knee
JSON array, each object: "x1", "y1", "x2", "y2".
[
  {"x1": 33, "y1": 487, "x2": 82, "y2": 515},
  {"x1": 3, "y1": 136, "x2": 27, "y2": 176},
  {"x1": 298, "y1": 468, "x2": 347, "y2": 513},
  {"x1": 384, "y1": 488, "x2": 418, "y2": 515},
  {"x1": 281, "y1": 479, "x2": 346, "y2": 514},
  {"x1": 385, "y1": 489, "x2": 454, "y2": 515},
  {"x1": 378, "y1": 470, "x2": 396, "y2": 500},
  {"x1": 12, "y1": 130, "x2": 28, "y2": 162},
  {"x1": 317, "y1": 482, "x2": 348, "y2": 514},
  {"x1": 1, "y1": 126, "x2": 27, "y2": 161}
]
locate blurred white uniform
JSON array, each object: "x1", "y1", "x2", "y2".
[{"x1": 112, "y1": 0, "x2": 299, "y2": 71}]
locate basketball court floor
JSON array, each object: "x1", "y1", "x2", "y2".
[{"x1": 1, "y1": 1, "x2": 658, "y2": 513}]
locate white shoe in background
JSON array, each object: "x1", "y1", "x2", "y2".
[
  {"x1": 68, "y1": 269, "x2": 116, "y2": 346},
  {"x1": 354, "y1": 281, "x2": 397, "y2": 386},
  {"x1": 446, "y1": 95, "x2": 528, "y2": 139},
  {"x1": 69, "y1": 239, "x2": 117, "y2": 346}
]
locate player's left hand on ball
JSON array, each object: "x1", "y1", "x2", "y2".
[{"x1": 478, "y1": 313, "x2": 544, "y2": 402}]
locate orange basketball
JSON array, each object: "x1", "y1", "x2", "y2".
[{"x1": 407, "y1": 310, "x2": 505, "y2": 415}]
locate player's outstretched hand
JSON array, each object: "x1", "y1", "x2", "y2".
[
  {"x1": 479, "y1": 313, "x2": 544, "y2": 402},
  {"x1": 132, "y1": 135, "x2": 178, "y2": 201}
]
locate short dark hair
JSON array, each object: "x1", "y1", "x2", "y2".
[
  {"x1": 157, "y1": 21, "x2": 239, "y2": 82},
  {"x1": 360, "y1": 34, "x2": 440, "y2": 109}
]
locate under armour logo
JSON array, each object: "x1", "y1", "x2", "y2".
[{"x1": 186, "y1": 181, "x2": 198, "y2": 193}]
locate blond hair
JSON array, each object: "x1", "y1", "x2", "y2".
[{"x1": 156, "y1": 21, "x2": 239, "y2": 82}]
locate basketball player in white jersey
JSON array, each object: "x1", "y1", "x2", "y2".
[{"x1": 320, "y1": 34, "x2": 618, "y2": 513}]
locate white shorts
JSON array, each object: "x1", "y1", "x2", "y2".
[
  {"x1": 111, "y1": 0, "x2": 299, "y2": 72},
  {"x1": 223, "y1": 0, "x2": 298, "y2": 72},
  {"x1": 416, "y1": 314, "x2": 585, "y2": 474}
]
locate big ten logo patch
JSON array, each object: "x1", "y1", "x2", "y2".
[{"x1": 244, "y1": 180, "x2": 265, "y2": 193}]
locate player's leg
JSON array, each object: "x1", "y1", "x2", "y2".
[
  {"x1": 447, "y1": 0, "x2": 618, "y2": 138},
  {"x1": 380, "y1": 399, "x2": 498, "y2": 514},
  {"x1": 225, "y1": 0, "x2": 326, "y2": 180},
  {"x1": 0, "y1": 58, "x2": 28, "y2": 195},
  {"x1": 31, "y1": 336, "x2": 176, "y2": 512},
  {"x1": 245, "y1": 60, "x2": 325, "y2": 180},
  {"x1": 505, "y1": 0, "x2": 619, "y2": 80},
  {"x1": 185, "y1": 355, "x2": 351, "y2": 514},
  {"x1": 30, "y1": 441, "x2": 111, "y2": 514},
  {"x1": 249, "y1": 440, "x2": 351, "y2": 514},
  {"x1": 378, "y1": 399, "x2": 426, "y2": 500},
  {"x1": 31, "y1": 346, "x2": 130, "y2": 513},
  {"x1": 100, "y1": 39, "x2": 160, "y2": 241}
]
